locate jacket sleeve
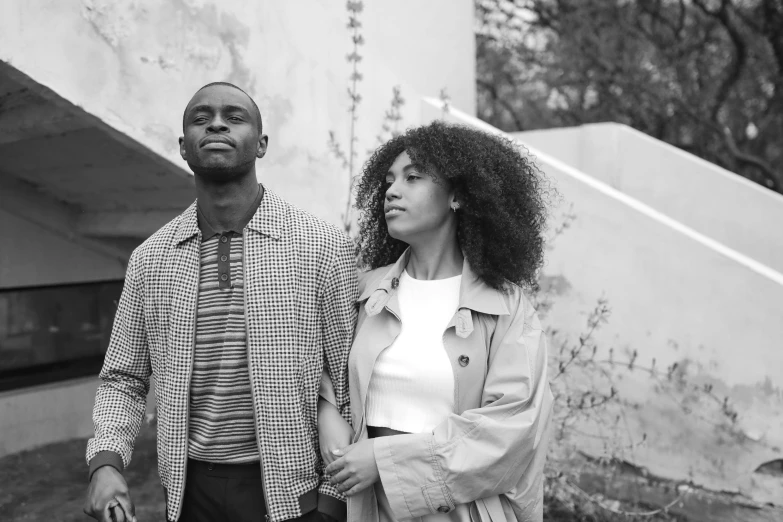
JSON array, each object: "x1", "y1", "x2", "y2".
[
  {"x1": 319, "y1": 268, "x2": 375, "y2": 407},
  {"x1": 85, "y1": 250, "x2": 151, "y2": 477},
  {"x1": 319, "y1": 235, "x2": 357, "y2": 422},
  {"x1": 373, "y1": 292, "x2": 553, "y2": 519},
  {"x1": 318, "y1": 236, "x2": 359, "y2": 515}
]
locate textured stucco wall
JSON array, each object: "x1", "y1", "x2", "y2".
[{"x1": 0, "y1": 0, "x2": 476, "y2": 225}]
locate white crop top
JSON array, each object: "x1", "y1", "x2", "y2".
[{"x1": 365, "y1": 269, "x2": 461, "y2": 433}]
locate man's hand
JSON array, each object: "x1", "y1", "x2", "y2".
[
  {"x1": 318, "y1": 398, "x2": 354, "y2": 467},
  {"x1": 324, "y1": 440, "x2": 379, "y2": 496},
  {"x1": 83, "y1": 466, "x2": 137, "y2": 522}
]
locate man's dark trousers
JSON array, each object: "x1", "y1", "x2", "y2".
[{"x1": 178, "y1": 459, "x2": 327, "y2": 522}]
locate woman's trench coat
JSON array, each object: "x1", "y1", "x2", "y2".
[{"x1": 322, "y1": 250, "x2": 553, "y2": 522}]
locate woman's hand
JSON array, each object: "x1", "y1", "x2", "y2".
[
  {"x1": 324, "y1": 439, "x2": 380, "y2": 496},
  {"x1": 318, "y1": 398, "x2": 354, "y2": 467}
]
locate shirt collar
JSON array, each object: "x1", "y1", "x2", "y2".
[{"x1": 359, "y1": 247, "x2": 510, "y2": 316}]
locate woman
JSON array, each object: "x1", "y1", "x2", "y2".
[{"x1": 318, "y1": 121, "x2": 554, "y2": 522}]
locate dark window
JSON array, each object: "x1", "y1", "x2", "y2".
[{"x1": 0, "y1": 280, "x2": 123, "y2": 392}]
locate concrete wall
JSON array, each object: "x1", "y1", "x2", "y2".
[
  {"x1": 0, "y1": 209, "x2": 126, "y2": 289},
  {"x1": 513, "y1": 123, "x2": 783, "y2": 273},
  {"x1": 0, "y1": 377, "x2": 155, "y2": 457},
  {"x1": 425, "y1": 99, "x2": 783, "y2": 503},
  {"x1": 0, "y1": 209, "x2": 128, "y2": 459},
  {"x1": 0, "y1": 0, "x2": 476, "y2": 226},
  {"x1": 0, "y1": 378, "x2": 100, "y2": 456}
]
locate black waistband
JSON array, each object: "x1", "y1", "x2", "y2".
[
  {"x1": 187, "y1": 458, "x2": 261, "y2": 478},
  {"x1": 367, "y1": 425, "x2": 410, "y2": 438}
]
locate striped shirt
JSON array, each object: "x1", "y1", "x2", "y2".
[
  {"x1": 187, "y1": 186, "x2": 263, "y2": 463},
  {"x1": 188, "y1": 233, "x2": 258, "y2": 462}
]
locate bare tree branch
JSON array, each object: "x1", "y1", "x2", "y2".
[
  {"x1": 761, "y1": 0, "x2": 783, "y2": 73},
  {"x1": 477, "y1": 0, "x2": 783, "y2": 194},
  {"x1": 721, "y1": 126, "x2": 783, "y2": 190},
  {"x1": 477, "y1": 78, "x2": 526, "y2": 130},
  {"x1": 692, "y1": 0, "x2": 748, "y2": 122}
]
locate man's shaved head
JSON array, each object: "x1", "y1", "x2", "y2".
[
  {"x1": 179, "y1": 81, "x2": 268, "y2": 180},
  {"x1": 183, "y1": 82, "x2": 263, "y2": 134}
]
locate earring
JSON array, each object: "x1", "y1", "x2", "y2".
[{"x1": 450, "y1": 202, "x2": 460, "y2": 212}]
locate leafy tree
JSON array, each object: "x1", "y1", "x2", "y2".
[{"x1": 476, "y1": 0, "x2": 783, "y2": 193}]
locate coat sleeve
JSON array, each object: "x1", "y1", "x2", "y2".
[
  {"x1": 85, "y1": 250, "x2": 151, "y2": 476},
  {"x1": 373, "y1": 292, "x2": 553, "y2": 519},
  {"x1": 318, "y1": 236, "x2": 359, "y2": 515}
]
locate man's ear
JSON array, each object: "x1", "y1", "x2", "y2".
[
  {"x1": 256, "y1": 135, "x2": 269, "y2": 159},
  {"x1": 179, "y1": 137, "x2": 187, "y2": 161}
]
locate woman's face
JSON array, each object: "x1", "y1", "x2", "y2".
[{"x1": 383, "y1": 150, "x2": 455, "y2": 243}]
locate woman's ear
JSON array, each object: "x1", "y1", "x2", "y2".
[{"x1": 449, "y1": 193, "x2": 461, "y2": 212}]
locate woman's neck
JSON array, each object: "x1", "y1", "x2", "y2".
[{"x1": 406, "y1": 235, "x2": 463, "y2": 280}]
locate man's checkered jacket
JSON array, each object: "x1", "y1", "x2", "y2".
[{"x1": 86, "y1": 187, "x2": 357, "y2": 522}]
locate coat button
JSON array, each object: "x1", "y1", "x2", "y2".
[
  {"x1": 458, "y1": 355, "x2": 469, "y2": 367},
  {"x1": 391, "y1": 277, "x2": 399, "y2": 289},
  {"x1": 437, "y1": 506, "x2": 450, "y2": 513}
]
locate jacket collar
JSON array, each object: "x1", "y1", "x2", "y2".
[
  {"x1": 175, "y1": 184, "x2": 284, "y2": 245},
  {"x1": 175, "y1": 201, "x2": 200, "y2": 245},
  {"x1": 361, "y1": 248, "x2": 510, "y2": 317}
]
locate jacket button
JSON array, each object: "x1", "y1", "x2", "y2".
[
  {"x1": 391, "y1": 277, "x2": 399, "y2": 289},
  {"x1": 437, "y1": 506, "x2": 450, "y2": 513},
  {"x1": 458, "y1": 355, "x2": 469, "y2": 367}
]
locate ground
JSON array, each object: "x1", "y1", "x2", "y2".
[
  {"x1": 1, "y1": 420, "x2": 629, "y2": 521},
  {"x1": 0, "y1": 422, "x2": 769, "y2": 522},
  {"x1": 1, "y1": 422, "x2": 164, "y2": 521}
]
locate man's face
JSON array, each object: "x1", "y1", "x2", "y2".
[{"x1": 179, "y1": 85, "x2": 268, "y2": 179}]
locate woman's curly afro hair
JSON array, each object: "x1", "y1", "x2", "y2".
[{"x1": 355, "y1": 120, "x2": 552, "y2": 291}]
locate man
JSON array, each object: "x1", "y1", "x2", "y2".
[{"x1": 83, "y1": 82, "x2": 357, "y2": 522}]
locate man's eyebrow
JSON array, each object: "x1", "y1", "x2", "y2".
[
  {"x1": 187, "y1": 104, "x2": 213, "y2": 115},
  {"x1": 221, "y1": 104, "x2": 251, "y2": 115},
  {"x1": 187, "y1": 104, "x2": 251, "y2": 116}
]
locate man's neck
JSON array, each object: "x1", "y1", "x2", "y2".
[{"x1": 194, "y1": 171, "x2": 262, "y2": 231}]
